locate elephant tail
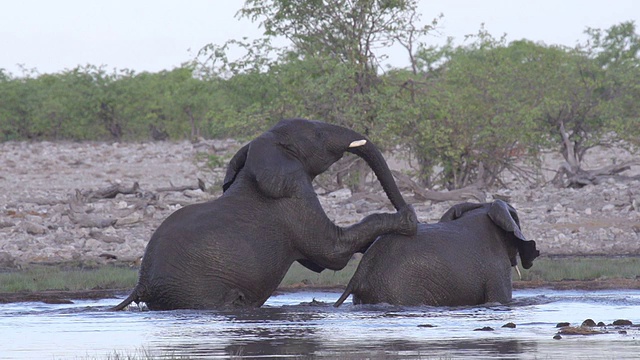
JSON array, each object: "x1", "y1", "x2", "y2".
[
  {"x1": 333, "y1": 283, "x2": 354, "y2": 307},
  {"x1": 110, "y1": 287, "x2": 140, "y2": 311}
]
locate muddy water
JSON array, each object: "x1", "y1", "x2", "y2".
[{"x1": 1, "y1": 289, "x2": 639, "y2": 359}]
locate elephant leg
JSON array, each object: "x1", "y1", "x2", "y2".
[
  {"x1": 484, "y1": 277, "x2": 513, "y2": 304},
  {"x1": 223, "y1": 288, "x2": 249, "y2": 307},
  {"x1": 300, "y1": 205, "x2": 417, "y2": 270}
]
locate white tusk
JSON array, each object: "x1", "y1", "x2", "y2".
[
  {"x1": 514, "y1": 265, "x2": 522, "y2": 280},
  {"x1": 349, "y1": 139, "x2": 367, "y2": 148}
]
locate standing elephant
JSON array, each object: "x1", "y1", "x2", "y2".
[
  {"x1": 113, "y1": 118, "x2": 417, "y2": 310},
  {"x1": 334, "y1": 200, "x2": 539, "y2": 307}
]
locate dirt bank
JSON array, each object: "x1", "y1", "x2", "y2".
[{"x1": 0, "y1": 140, "x2": 639, "y2": 268}]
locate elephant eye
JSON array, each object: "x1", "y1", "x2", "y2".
[
  {"x1": 314, "y1": 130, "x2": 327, "y2": 142},
  {"x1": 279, "y1": 142, "x2": 297, "y2": 156}
]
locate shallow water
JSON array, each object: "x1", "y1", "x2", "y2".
[{"x1": 1, "y1": 289, "x2": 639, "y2": 359}]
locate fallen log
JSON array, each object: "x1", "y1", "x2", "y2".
[
  {"x1": 69, "y1": 213, "x2": 116, "y2": 228},
  {"x1": 81, "y1": 182, "x2": 141, "y2": 200},
  {"x1": 553, "y1": 160, "x2": 640, "y2": 188},
  {"x1": 155, "y1": 178, "x2": 206, "y2": 192},
  {"x1": 392, "y1": 170, "x2": 486, "y2": 203}
]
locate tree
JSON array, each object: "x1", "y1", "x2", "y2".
[
  {"x1": 544, "y1": 21, "x2": 640, "y2": 187},
  {"x1": 237, "y1": 0, "x2": 436, "y2": 136},
  {"x1": 0, "y1": 71, "x2": 39, "y2": 140},
  {"x1": 386, "y1": 31, "x2": 553, "y2": 191},
  {"x1": 215, "y1": 0, "x2": 439, "y2": 191}
]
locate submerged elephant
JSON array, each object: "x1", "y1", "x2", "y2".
[
  {"x1": 334, "y1": 200, "x2": 539, "y2": 307},
  {"x1": 113, "y1": 118, "x2": 417, "y2": 310}
]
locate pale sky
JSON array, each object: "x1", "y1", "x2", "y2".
[{"x1": 2, "y1": 0, "x2": 639, "y2": 75}]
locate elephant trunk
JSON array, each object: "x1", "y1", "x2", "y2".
[{"x1": 348, "y1": 140, "x2": 407, "y2": 211}]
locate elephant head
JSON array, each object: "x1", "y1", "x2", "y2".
[
  {"x1": 439, "y1": 200, "x2": 539, "y2": 269},
  {"x1": 222, "y1": 118, "x2": 408, "y2": 210}
]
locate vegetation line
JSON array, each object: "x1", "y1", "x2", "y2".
[{"x1": 2, "y1": 2, "x2": 638, "y2": 190}]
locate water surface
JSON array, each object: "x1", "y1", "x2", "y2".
[{"x1": 1, "y1": 289, "x2": 639, "y2": 359}]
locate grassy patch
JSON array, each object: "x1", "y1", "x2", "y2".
[
  {"x1": 1, "y1": 257, "x2": 638, "y2": 293},
  {"x1": 517, "y1": 256, "x2": 640, "y2": 281},
  {"x1": 280, "y1": 261, "x2": 360, "y2": 288},
  {"x1": 0, "y1": 265, "x2": 138, "y2": 292},
  {"x1": 281, "y1": 256, "x2": 640, "y2": 289}
]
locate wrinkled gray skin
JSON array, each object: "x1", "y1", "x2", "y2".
[
  {"x1": 112, "y1": 118, "x2": 417, "y2": 310},
  {"x1": 334, "y1": 200, "x2": 540, "y2": 307}
]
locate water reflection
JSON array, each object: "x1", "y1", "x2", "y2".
[
  {"x1": 0, "y1": 290, "x2": 639, "y2": 359},
  {"x1": 147, "y1": 307, "x2": 541, "y2": 359}
]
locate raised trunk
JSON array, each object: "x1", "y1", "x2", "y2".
[{"x1": 348, "y1": 140, "x2": 408, "y2": 211}]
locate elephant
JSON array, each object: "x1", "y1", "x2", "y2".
[
  {"x1": 112, "y1": 118, "x2": 418, "y2": 310},
  {"x1": 334, "y1": 200, "x2": 540, "y2": 307}
]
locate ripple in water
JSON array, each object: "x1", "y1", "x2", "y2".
[{"x1": 0, "y1": 289, "x2": 639, "y2": 359}]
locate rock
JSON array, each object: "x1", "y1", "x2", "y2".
[
  {"x1": 601, "y1": 204, "x2": 615, "y2": 212},
  {"x1": 557, "y1": 326, "x2": 604, "y2": 335},
  {"x1": 612, "y1": 319, "x2": 633, "y2": 326},
  {"x1": 0, "y1": 220, "x2": 16, "y2": 228},
  {"x1": 584, "y1": 207, "x2": 592, "y2": 215},
  {"x1": 502, "y1": 322, "x2": 516, "y2": 328},
  {"x1": 83, "y1": 238, "x2": 104, "y2": 252},
  {"x1": 21, "y1": 221, "x2": 47, "y2": 235},
  {"x1": 90, "y1": 230, "x2": 125, "y2": 244},
  {"x1": 473, "y1": 326, "x2": 494, "y2": 331},
  {"x1": 144, "y1": 205, "x2": 156, "y2": 217},
  {"x1": 184, "y1": 189, "x2": 206, "y2": 198},
  {"x1": 115, "y1": 212, "x2": 143, "y2": 226},
  {"x1": 327, "y1": 188, "x2": 352, "y2": 200},
  {"x1": 556, "y1": 322, "x2": 571, "y2": 328},
  {"x1": 53, "y1": 233, "x2": 75, "y2": 245},
  {"x1": 582, "y1": 319, "x2": 597, "y2": 327},
  {"x1": 0, "y1": 251, "x2": 17, "y2": 268},
  {"x1": 71, "y1": 214, "x2": 117, "y2": 228}
]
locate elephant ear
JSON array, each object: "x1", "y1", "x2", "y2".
[
  {"x1": 487, "y1": 200, "x2": 540, "y2": 269},
  {"x1": 244, "y1": 134, "x2": 308, "y2": 199},
  {"x1": 439, "y1": 202, "x2": 484, "y2": 222},
  {"x1": 223, "y1": 142, "x2": 250, "y2": 192}
]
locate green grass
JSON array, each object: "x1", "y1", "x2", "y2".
[
  {"x1": 0, "y1": 265, "x2": 138, "y2": 292},
  {"x1": 280, "y1": 256, "x2": 640, "y2": 288},
  {"x1": 1, "y1": 256, "x2": 638, "y2": 294},
  {"x1": 280, "y1": 260, "x2": 360, "y2": 288},
  {"x1": 517, "y1": 256, "x2": 640, "y2": 282}
]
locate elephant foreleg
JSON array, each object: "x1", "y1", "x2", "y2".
[{"x1": 301, "y1": 205, "x2": 417, "y2": 270}]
